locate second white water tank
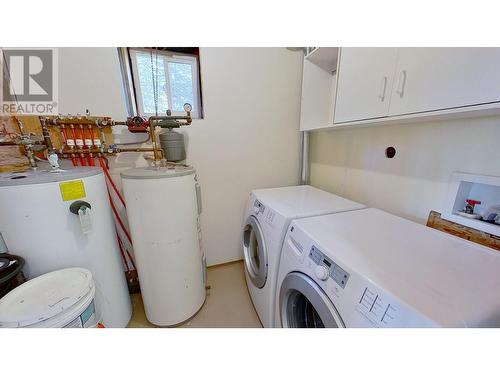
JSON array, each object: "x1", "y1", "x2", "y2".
[{"x1": 121, "y1": 165, "x2": 206, "y2": 326}]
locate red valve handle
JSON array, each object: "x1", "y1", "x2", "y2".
[{"x1": 466, "y1": 199, "x2": 481, "y2": 205}]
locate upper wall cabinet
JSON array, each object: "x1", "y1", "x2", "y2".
[
  {"x1": 334, "y1": 48, "x2": 399, "y2": 123},
  {"x1": 332, "y1": 47, "x2": 500, "y2": 126},
  {"x1": 298, "y1": 47, "x2": 500, "y2": 130},
  {"x1": 389, "y1": 48, "x2": 500, "y2": 116}
]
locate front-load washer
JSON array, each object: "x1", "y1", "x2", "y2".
[
  {"x1": 275, "y1": 208, "x2": 500, "y2": 328},
  {"x1": 241, "y1": 185, "x2": 365, "y2": 327}
]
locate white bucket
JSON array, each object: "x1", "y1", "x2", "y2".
[{"x1": 0, "y1": 267, "x2": 100, "y2": 328}]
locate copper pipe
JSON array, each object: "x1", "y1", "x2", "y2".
[
  {"x1": 75, "y1": 125, "x2": 84, "y2": 150},
  {"x1": 0, "y1": 140, "x2": 45, "y2": 146},
  {"x1": 43, "y1": 116, "x2": 113, "y2": 127},
  {"x1": 119, "y1": 147, "x2": 154, "y2": 152},
  {"x1": 149, "y1": 114, "x2": 192, "y2": 124},
  {"x1": 149, "y1": 122, "x2": 159, "y2": 162},
  {"x1": 55, "y1": 148, "x2": 160, "y2": 156},
  {"x1": 56, "y1": 149, "x2": 108, "y2": 155},
  {"x1": 113, "y1": 147, "x2": 164, "y2": 158},
  {"x1": 59, "y1": 124, "x2": 68, "y2": 150},
  {"x1": 97, "y1": 124, "x2": 106, "y2": 151},
  {"x1": 88, "y1": 124, "x2": 96, "y2": 147},
  {"x1": 12, "y1": 117, "x2": 26, "y2": 136},
  {"x1": 39, "y1": 116, "x2": 55, "y2": 155}
]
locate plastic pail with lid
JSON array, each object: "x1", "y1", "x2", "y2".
[{"x1": 0, "y1": 267, "x2": 99, "y2": 328}]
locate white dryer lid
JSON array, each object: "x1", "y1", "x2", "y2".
[
  {"x1": 0, "y1": 267, "x2": 93, "y2": 328},
  {"x1": 252, "y1": 185, "x2": 365, "y2": 219}
]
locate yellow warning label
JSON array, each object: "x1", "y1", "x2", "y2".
[{"x1": 59, "y1": 180, "x2": 86, "y2": 201}]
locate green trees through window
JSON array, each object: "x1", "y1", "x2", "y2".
[{"x1": 130, "y1": 48, "x2": 201, "y2": 117}]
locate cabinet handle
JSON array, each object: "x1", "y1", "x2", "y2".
[
  {"x1": 396, "y1": 70, "x2": 407, "y2": 98},
  {"x1": 378, "y1": 76, "x2": 388, "y2": 102}
]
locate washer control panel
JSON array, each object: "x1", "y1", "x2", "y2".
[{"x1": 309, "y1": 246, "x2": 349, "y2": 288}]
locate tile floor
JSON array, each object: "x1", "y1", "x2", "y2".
[{"x1": 127, "y1": 261, "x2": 263, "y2": 328}]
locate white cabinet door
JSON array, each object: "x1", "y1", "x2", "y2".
[
  {"x1": 389, "y1": 48, "x2": 500, "y2": 116},
  {"x1": 334, "y1": 48, "x2": 399, "y2": 123}
]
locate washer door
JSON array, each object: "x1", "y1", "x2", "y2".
[
  {"x1": 242, "y1": 215, "x2": 268, "y2": 289},
  {"x1": 279, "y1": 272, "x2": 344, "y2": 328}
]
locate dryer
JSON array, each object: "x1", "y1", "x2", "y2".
[
  {"x1": 241, "y1": 185, "x2": 365, "y2": 327},
  {"x1": 275, "y1": 208, "x2": 500, "y2": 328}
]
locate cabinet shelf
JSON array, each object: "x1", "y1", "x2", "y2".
[{"x1": 305, "y1": 47, "x2": 339, "y2": 73}]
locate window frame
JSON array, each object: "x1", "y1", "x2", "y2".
[{"x1": 128, "y1": 47, "x2": 202, "y2": 118}]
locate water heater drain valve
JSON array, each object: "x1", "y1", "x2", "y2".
[{"x1": 69, "y1": 201, "x2": 93, "y2": 234}]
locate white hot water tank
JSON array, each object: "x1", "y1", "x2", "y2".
[
  {"x1": 121, "y1": 165, "x2": 206, "y2": 326},
  {"x1": 0, "y1": 168, "x2": 132, "y2": 327}
]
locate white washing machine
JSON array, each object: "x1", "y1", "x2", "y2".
[
  {"x1": 275, "y1": 208, "x2": 500, "y2": 328},
  {"x1": 242, "y1": 185, "x2": 365, "y2": 327}
]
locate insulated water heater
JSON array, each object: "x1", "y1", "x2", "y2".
[
  {"x1": 0, "y1": 168, "x2": 132, "y2": 327},
  {"x1": 121, "y1": 165, "x2": 206, "y2": 326}
]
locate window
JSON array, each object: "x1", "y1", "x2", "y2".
[{"x1": 127, "y1": 48, "x2": 202, "y2": 118}]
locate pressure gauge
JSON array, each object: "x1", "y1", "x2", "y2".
[{"x1": 183, "y1": 103, "x2": 192, "y2": 112}]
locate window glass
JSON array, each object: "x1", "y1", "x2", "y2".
[
  {"x1": 168, "y1": 62, "x2": 194, "y2": 112},
  {"x1": 129, "y1": 48, "x2": 201, "y2": 117},
  {"x1": 135, "y1": 52, "x2": 169, "y2": 114}
]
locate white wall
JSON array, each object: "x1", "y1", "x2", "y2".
[
  {"x1": 58, "y1": 48, "x2": 128, "y2": 119},
  {"x1": 58, "y1": 47, "x2": 303, "y2": 266},
  {"x1": 309, "y1": 116, "x2": 500, "y2": 225},
  {"x1": 185, "y1": 48, "x2": 303, "y2": 264}
]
